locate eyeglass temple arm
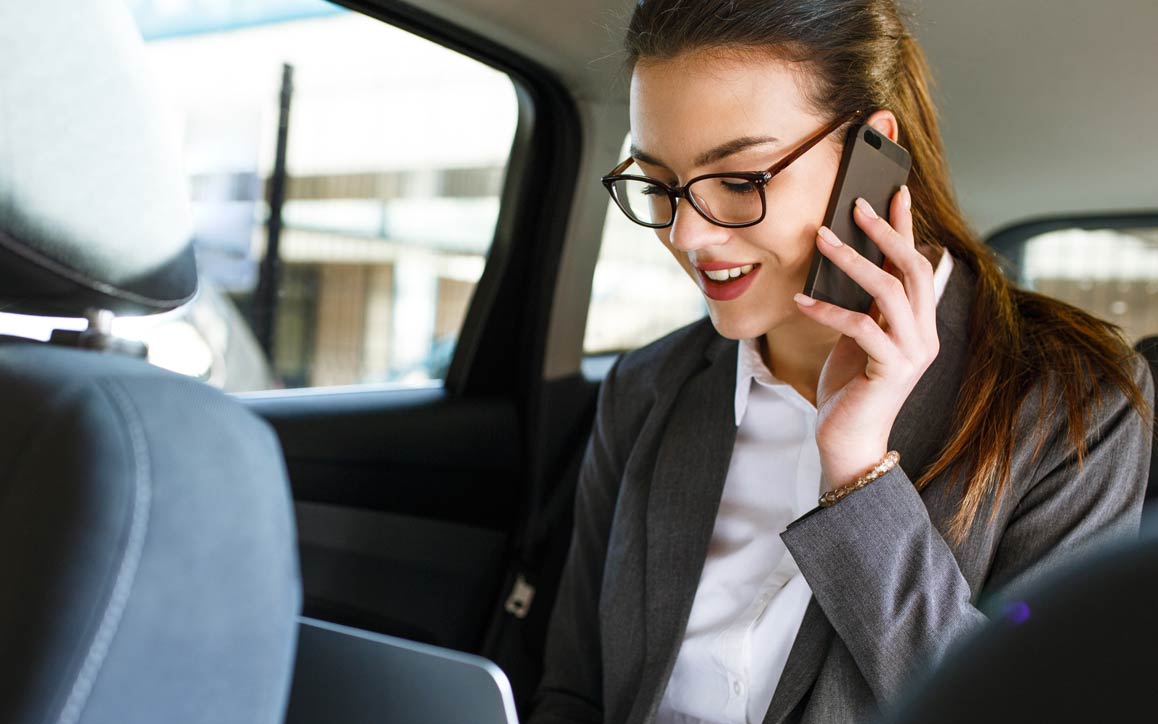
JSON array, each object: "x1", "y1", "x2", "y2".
[
  {"x1": 604, "y1": 157, "x2": 635, "y2": 179},
  {"x1": 764, "y1": 109, "x2": 866, "y2": 177}
]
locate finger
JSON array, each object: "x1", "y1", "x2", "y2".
[
  {"x1": 854, "y1": 194, "x2": 936, "y2": 334},
  {"x1": 890, "y1": 185, "x2": 914, "y2": 241},
  {"x1": 815, "y1": 225, "x2": 917, "y2": 346},
  {"x1": 793, "y1": 292, "x2": 904, "y2": 372},
  {"x1": 888, "y1": 187, "x2": 937, "y2": 337},
  {"x1": 854, "y1": 195, "x2": 924, "y2": 280},
  {"x1": 867, "y1": 297, "x2": 887, "y2": 332}
]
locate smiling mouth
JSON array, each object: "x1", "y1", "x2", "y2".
[
  {"x1": 700, "y1": 264, "x2": 757, "y2": 281},
  {"x1": 696, "y1": 263, "x2": 762, "y2": 301}
]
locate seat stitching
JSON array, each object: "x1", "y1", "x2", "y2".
[{"x1": 55, "y1": 380, "x2": 153, "y2": 724}]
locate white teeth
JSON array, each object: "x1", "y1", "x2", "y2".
[{"x1": 703, "y1": 265, "x2": 756, "y2": 282}]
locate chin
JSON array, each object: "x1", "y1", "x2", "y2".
[{"x1": 705, "y1": 303, "x2": 783, "y2": 341}]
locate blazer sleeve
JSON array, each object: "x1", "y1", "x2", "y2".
[
  {"x1": 779, "y1": 354, "x2": 1154, "y2": 705},
  {"x1": 527, "y1": 356, "x2": 627, "y2": 724}
]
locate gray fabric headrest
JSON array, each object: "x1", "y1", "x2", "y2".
[{"x1": 0, "y1": 0, "x2": 198, "y2": 317}]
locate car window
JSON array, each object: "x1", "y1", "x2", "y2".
[
  {"x1": 1007, "y1": 224, "x2": 1158, "y2": 345},
  {"x1": 583, "y1": 134, "x2": 706, "y2": 355},
  {"x1": 20, "y1": 0, "x2": 517, "y2": 393}
]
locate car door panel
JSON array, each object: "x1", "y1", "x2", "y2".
[{"x1": 244, "y1": 390, "x2": 520, "y2": 651}]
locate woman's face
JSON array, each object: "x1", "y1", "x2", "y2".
[{"x1": 629, "y1": 50, "x2": 843, "y2": 341}]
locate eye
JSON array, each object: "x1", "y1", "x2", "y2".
[
  {"x1": 719, "y1": 179, "x2": 758, "y2": 195},
  {"x1": 640, "y1": 184, "x2": 667, "y2": 196}
]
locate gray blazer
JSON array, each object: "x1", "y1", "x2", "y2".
[{"x1": 529, "y1": 258, "x2": 1154, "y2": 724}]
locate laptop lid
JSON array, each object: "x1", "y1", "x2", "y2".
[{"x1": 284, "y1": 617, "x2": 520, "y2": 724}]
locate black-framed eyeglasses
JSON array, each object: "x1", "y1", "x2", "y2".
[{"x1": 602, "y1": 109, "x2": 864, "y2": 229}]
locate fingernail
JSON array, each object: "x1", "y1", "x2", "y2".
[
  {"x1": 855, "y1": 197, "x2": 878, "y2": 219},
  {"x1": 901, "y1": 185, "x2": 911, "y2": 211},
  {"x1": 793, "y1": 293, "x2": 815, "y2": 306},
  {"x1": 817, "y1": 226, "x2": 842, "y2": 247}
]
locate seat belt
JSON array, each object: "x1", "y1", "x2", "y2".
[
  {"x1": 479, "y1": 376, "x2": 598, "y2": 711},
  {"x1": 502, "y1": 439, "x2": 587, "y2": 620}
]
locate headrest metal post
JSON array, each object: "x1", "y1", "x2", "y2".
[
  {"x1": 46, "y1": 308, "x2": 148, "y2": 358},
  {"x1": 86, "y1": 309, "x2": 116, "y2": 337}
]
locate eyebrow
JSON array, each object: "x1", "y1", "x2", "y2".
[{"x1": 630, "y1": 135, "x2": 781, "y2": 170}]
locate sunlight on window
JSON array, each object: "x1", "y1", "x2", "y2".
[
  {"x1": 120, "y1": 3, "x2": 518, "y2": 391},
  {"x1": 1020, "y1": 226, "x2": 1158, "y2": 343}
]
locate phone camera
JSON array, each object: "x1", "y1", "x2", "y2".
[{"x1": 864, "y1": 129, "x2": 882, "y2": 149}]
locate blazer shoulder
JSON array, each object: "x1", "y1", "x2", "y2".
[{"x1": 1013, "y1": 346, "x2": 1154, "y2": 487}]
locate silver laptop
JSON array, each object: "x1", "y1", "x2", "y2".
[{"x1": 284, "y1": 617, "x2": 520, "y2": 724}]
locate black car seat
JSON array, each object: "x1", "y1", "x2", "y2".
[
  {"x1": 1133, "y1": 336, "x2": 1158, "y2": 508},
  {"x1": 0, "y1": 2, "x2": 301, "y2": 723},
  {"x1": 883, "y1": 512, "x2": 1158, "y2": 724}
]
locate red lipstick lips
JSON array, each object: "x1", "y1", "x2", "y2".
[{"x1": 695, "y1": 262, "x2": 761, "y2": 301}]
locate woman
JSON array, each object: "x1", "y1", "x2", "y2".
[{"x1": 530, "y1": 1, "x2": 1154, "y2": 723}]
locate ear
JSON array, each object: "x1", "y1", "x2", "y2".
[{"x1": 865, "y1": 109, "x2": 900, "y2": 143}]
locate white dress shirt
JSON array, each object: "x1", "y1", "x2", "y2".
[{"x1": 656, "y1": 249, "x2": 955, "y2": 724}]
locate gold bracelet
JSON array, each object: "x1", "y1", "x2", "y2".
[{"x1": 818, "y1": 450, "x2": 901, "y2": 507}]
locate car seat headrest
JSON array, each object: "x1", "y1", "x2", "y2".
[{"x1": 0, "y1": 0, "x2": 198, "y2": 318}]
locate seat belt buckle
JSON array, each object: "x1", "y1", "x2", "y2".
[{"x1": 503, "y1": 573, "x2": 536, "y2": 619}]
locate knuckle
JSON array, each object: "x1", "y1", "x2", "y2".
[
  {"x1": 882, "y1": 274, "x2": 905, "y2": 299},
  {"x1": 853, "y1": 314, "x2": 878, "y2": 337},
  {"x1": 835, "y1": 244, "x2": 862, "y2": 267},
  {"x1": 895, "y1": 252, "x2": 930, "y2": 281},
  {"x1": 905, "y1": 255, "x2": 932, "y2": 279}
]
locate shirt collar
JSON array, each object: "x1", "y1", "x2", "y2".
[{"x1": 734, "y1": 247, "x2": 956, "y2": 426}]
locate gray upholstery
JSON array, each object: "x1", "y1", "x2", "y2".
[
  {"x1": 0, "y1": 339, "x2": 301, "y2": 724},
  {"x1": 0, "y1": 0, "x2": 197, "y2": 316}
]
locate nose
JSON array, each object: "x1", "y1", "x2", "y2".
[{"x1": 666, "y1": 198, "x2": 730, "y2": 253}]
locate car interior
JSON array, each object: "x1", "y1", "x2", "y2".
[{"x1": 1, "y1": 0, "x2": 1156, "y2": 722}]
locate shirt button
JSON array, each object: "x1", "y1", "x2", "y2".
[{"x1": 733, "y1": 680, "x2": 743, "y2": 696}]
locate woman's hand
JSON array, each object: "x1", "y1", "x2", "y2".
[{"x1": 791, "y1": 186, "x2": 940, "y2": 493}]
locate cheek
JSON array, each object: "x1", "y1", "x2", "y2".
[
  {"x1": 739, "y1": 218, "x2": 815, "y2": 275},
  {"x1": 755, "y1": 168, "x2": 837, "y2": 260}
]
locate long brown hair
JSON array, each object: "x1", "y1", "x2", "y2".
[{"x1": 624, "y1": 0, "x2": 1152, "y2": 545}]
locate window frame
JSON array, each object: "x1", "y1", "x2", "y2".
[
  {"x1": 223, "y1": 0, "x2": 583, "y2": 399},
  {"x1": 987, "y1": 211, "x2": 1158, "y2": 283}
]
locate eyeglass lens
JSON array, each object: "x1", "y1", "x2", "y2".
[{"x1": 610, "y1": 175, "x2": 762, "y2": 227}]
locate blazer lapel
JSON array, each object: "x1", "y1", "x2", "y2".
[
  {"x1": 761, "y1": 255, "x2": 978, "y2": 724},
  {"x1": 630, "y1": 334, "x2": 738, "y2": 723}
]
